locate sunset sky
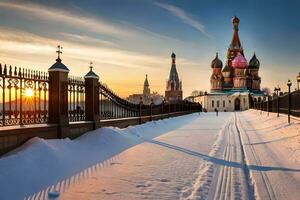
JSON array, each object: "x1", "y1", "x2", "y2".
[{"x1": 0, "y1": 0, "x2": 299, "y2": 97}]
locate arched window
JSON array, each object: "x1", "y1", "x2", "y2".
[
  {"x1": 212, "y1": 100, "x2": 214, "y2": 107},
  {"x1": 223, "y1": 100, "x2": 225, "y2": 107},
  {"x1": 258, "y1": 97, "x2": 262, "y2": 103},
  {"x1": 217, "y1": 100, "x2": 220, "y2": 107}
]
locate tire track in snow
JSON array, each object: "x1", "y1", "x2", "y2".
[
  {"x1": 181, "y1": 113, "x2": 250, "y2": 200},
  {"x1": 236, "y1": 112, "x2": 277, "y2": 200},
  {"x1": 233, "y1": 113, "x2": 255, "y2": 200},
  {"x1": 213, "y1": 113, "x2": 251, "y2": 200},
  {"x1": 182, "y1": 113, "x2": 257, "y2": 200},
  {"x1": 179, "y1": 115, "x2": 230, "y2": 200}
]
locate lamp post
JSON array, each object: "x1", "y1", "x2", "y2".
[
  {"x1": 150, "y1": 98, "x2": 154, "y2": 121},
  {"x1": 274, "y1": 87, "x2": 281, "y2": 117},
  {"x1": 287, "y1": 80, "x2": 292, "y2": 124},
  {"x1": 139, "y1": 97, "x2": 143, "y2": 124},
  {"x1": 267, "y1": 95, "x2": 269, "y2": 116},
  {"x1": 297, "y1": 73, "x2": 300, "y2": 90}
]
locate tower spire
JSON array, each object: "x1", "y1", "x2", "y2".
[
  {"x1": 230, "y1": 16, "x2": 241, "y2": 49},
  {"x1": 226, "y1": 16, "x2": 244, "y2": 66},
  {"x1": 171, "y1": 52, "x2": 176, "y2": 64}
]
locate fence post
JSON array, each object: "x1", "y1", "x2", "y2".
[
  {"x1": 150, "y1": 98, "x2": 153, "y2": 121},
  {"x1": 161, "y1": 100, "x2": 165, "y2": 120},
  {"x1": 287, "y1": 80, "x2": 292, "y2": 124},
  {"x1": 48, "y1": 47, "x2": 69, "y2": 138},
  {"x1": 84, "y1": 65, "x2": 100, "y2": 129},
  {"x1": 277, "y1": 96, "x2": 280, "y2": 117},
  {"x1": 168, "y1": 102, "x2": 171, "y2": 118},
  {"x1": 139, "y1": 97, "x2": 143, "y2": 124},
  {"x1": 267, "y1": 96, "x2": 269, "y2": 116}
]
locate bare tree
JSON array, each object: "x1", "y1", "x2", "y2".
[{"x1": 261, "y1": 87, "x2": 271, "y2": 96}]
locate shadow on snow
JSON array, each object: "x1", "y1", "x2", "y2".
[{"x1": 149, "y1": 140, "x2": 300, "y2": 172}]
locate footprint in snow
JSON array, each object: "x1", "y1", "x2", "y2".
[
  {"x1": 158, "y1": 178, "x2": 170, "y2": 182},
  {"x1": 110, "y1": 162, "x2": 122, "y2": 166}
]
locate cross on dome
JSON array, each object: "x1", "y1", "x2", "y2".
[
  {"x1": 56, "y1": 45, "x2": 63, "y2": 59},
  {"x1": 89, "y1": 61, "x2": 93, "y2": 71}
]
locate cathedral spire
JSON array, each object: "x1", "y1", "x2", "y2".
[
  {"x1": 171, "y1": 52, "x2": 176, "y2": 64},
  {"x1": 144, "y1": 74, "x2": 149, "y2": 87},
  {"x1": 226, "y1": 16, "x2": 244, "y2": 66},
  {"x1": 230, "y1": 16, "x2": 241, "y2": 49}
]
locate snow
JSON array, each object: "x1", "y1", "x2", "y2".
[
  {"x1": 238, "y1": 110, "x2": 300, "y2": 200},
  {"x1": 1, "y1": 110, "x2": 300, "y2": 200},
  {"x1": 0, "y1": 113, "x2": 202, "y2": 200}
]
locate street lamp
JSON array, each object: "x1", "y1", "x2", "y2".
[
  {"x1": 267, "y1": 95, "x2": 269, "y2": 116},
  {"x1": 287, "y1": 80, "x2": 292, "y2": 124},
  {"x1": 274, "y1": 87, "x2": 281, "y2": 117}
]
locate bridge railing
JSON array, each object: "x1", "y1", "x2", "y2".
[{"x1": 251, "y1": 90, "x2": 300, "y2": 117}]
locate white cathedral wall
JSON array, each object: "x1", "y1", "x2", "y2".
[{"x1": 195, "y1": 93, "x2": 249, "y2": 112}]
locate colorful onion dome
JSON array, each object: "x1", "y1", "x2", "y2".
[
  {"x1": 248, "y1": 53, "x2": 260, "y2": 69},
  {"x1": 211, "y1": 53, "x2": 223, "y2": 68},
  {"x1": 232, "y1": 52, "x2": 247, "y2": 68}
]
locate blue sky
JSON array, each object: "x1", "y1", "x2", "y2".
[{"x1": 0, "y1": 0, "x2": 299, "y2": 97}]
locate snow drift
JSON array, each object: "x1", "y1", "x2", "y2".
[{"x1": 0, "y1": 114, "x2": 199, "y2": 200}]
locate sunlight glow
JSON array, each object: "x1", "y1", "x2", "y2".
[{"x1": 25, "y1": 88, "x2": 34, "y2": 98}]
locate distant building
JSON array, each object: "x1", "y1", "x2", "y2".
[
  {"x1": 165, "y1": 52, "x2": 183, "y2": 102},
  {"x1": 184, "y1": 96, "x2": 195, "y2": 102},
  {"x1": 195, "y1": 16, "x2": 265, "y2": 112},
  {"x1": 127, "y1": 74, "x2": 164, "y2": 105}
]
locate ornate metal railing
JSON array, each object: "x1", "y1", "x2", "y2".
[
  {"x1": 98, "y1": 81, "x2": 199, "y2": 120},
  {"x1": 0, "y1": 64, "x2": 49, "y2": 126},
  {"x1": 99, "y1": 82, "x2": 138, "y2": 119},
  {"x1": 252, "y1": 90, "x2": 300, "y2": 117},
  {"x1": 0, "y1": 62, "x2": 200, "y2": 127},
  {"x1": 68, "y1": 76, "x2": 85, "y2": 122}
]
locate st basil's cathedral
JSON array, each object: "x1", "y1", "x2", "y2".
[{"x1": 196, "y1": 16, "x2": 265, "y2": 112}]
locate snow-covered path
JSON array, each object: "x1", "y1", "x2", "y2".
[
  {"x1": 57, "y1": 112, "x2": 255, "y2": 200},
  {"x1": 58, "y1": 112, "x2": 231, "y2": 200},
  {"x1": 57, "y1": 111, "x2": 300, "y2": 200},
  {"x1": 1, "y1": 111, "x2": 300, "y2": 200}
]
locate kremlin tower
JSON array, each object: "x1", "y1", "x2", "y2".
[
  {"x1": 165, "y1": 52, "x2": 183, "y2": 102},
  {"x1": 143, "y1": 74, "x2": 151, "y2": 103}
]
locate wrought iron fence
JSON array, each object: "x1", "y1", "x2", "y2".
[
  {"x1": 68, "y1": 76, "x2": 85, "y2": 122},
  {"x1": 0, "y1": 64, "x2": 49, "y2": 126},
  {"x1": 98, "y1": 81, "x2": 200, "y2": 120},
  {"x1": 0, "y1": 62, "x2": 201, "y2": 127},
  {"x1": 252, "y1": 90, "x2": 300, "y2": 117},
  {"x1": 99, "y1": 82, "x2": 138, "y2": 119}
]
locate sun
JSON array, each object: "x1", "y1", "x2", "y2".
[{"x1": 25, "y1": 88, "x2": 34, "y2": 98}]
